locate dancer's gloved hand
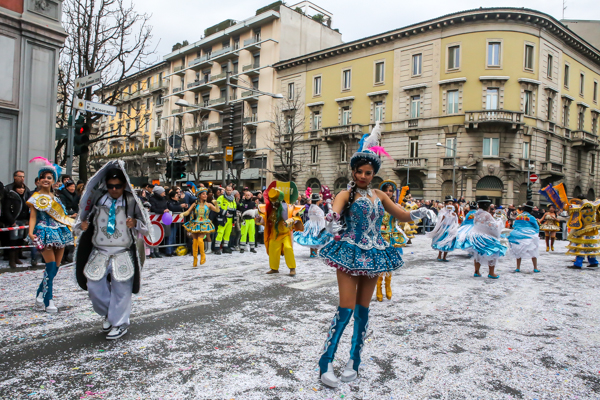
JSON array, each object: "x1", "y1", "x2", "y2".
[
  {"x1": 410, "y1": 207, "x2": 429, "y2": 221},
  {"x1": 284, "y1": 218, "x2": 295, "y2": 228}
]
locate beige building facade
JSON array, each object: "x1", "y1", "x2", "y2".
[
  {"x1": 275, "y1": 8, "x2": 600, "y2": 205},
  {"x1": 162, "y1": 1, "x2": 342, "y2": 188}
]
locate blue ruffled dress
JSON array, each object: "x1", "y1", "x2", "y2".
[
  {"x1": 508, "y1": 212, "x2": 540, "y2": 259},
  {"x1": 319, "y1": 196, "x2": 404, "y2": 277},
  {"x1": 294, "y1": 204, "x2": 333, "y2": 248},
  {"x1": 34, "y1": 208, "x2": 74, "y2": 248},
  {"x1": 455, "y1": 210, "x2": 477, "y2": 250},
  {"x1": 463, "y1": 209, "x2": 507, "y2": 265}
]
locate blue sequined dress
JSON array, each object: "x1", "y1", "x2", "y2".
[
  {"x1": 34, "y1": 209, "x2": 74, "y2": 248},
  {"x1": 319, "y1": 196, "x2": 404, "y2": 277}
]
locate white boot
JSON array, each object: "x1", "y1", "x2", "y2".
[
  {"x1": 320, "y1": 362, "x2": 340, "y2": 388},
  {"x1": 205, "y1": 242, "x2": 212, "y2": 254},
  {"x1": 45, "y1": 299, "x2": 58, "y2": 313},
  {"x1": 35, "y1": 293, "x2": 44, "y2": 308},
  {"x1": 246, "y1": 243, "x2": 250, "y2": 252},
  {"x1": 340, "y1": 359, "x2": 358, "y2": 382}
]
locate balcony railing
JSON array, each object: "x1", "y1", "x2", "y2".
[
  {"x1": 149, "y1": 82, "x2": 164, "y2": 91},
  {"x1": 243, "y1": 35, "x2": 261, "y2": 47},
  {"x1": 243, "y1": 113, "x2": 258, "y2": 124},
  {"x1": 308, "y1": 130, "x2": 321, "y2": 139},
  {"x1": 465, "y1": 110, "x2": 524, "y2": 127},
  {"x1": 323, "y1": 124, "x2": 363, "y2": 136},
  {"x1": 407, "y1": 119, "x2": 419, "y2": 128},
  {"x1": 541, "y1": 162, "x2": 564, "y2": 174},
  {"x1": 187, "y1": 79, "x2": 210, "y2": 89},
  {"x1": 242, "y1": 62, "x2": 261, "y2": 72},
  {"x1": 395, "y1": 158, "x2": 428, "y2": 168},
  {"x1": 241, "y1": 90, "x2": 257, "y2": 98},
  {"x1": 571, "y1": 130, "x2": 599, "y2": 147},
  {"x1": 184, "y1": 122, "x2": 209, "y2": 134},
  {"x1": 211, "y1": 46, "x2": 231, "y2": 58},
  {"x1": 442, "y1": 158, "x2": 455, "y2": 166},
  {"x1": 174, "y1": 65, "x2": 185, "y2": 72},
  {"x1": 172, "y1": 108, "x2": 183, "y2": 114},
  {"x1": 188, "y1": 54, "x2": 211, "y2": 67},
  {"x1": 207, "y1": 122, "x2": 223, "y2": 130},
  {"x1": 172, "y1": 87, "x2": 184, "y2": 94},
  {"x1": 210, "y1": 72, "x2": 227, "y2": 82},
  {"x1": 208, "y1": 97, "x2": 226, "y2": 105}
]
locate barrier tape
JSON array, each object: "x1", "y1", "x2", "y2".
[
  {"x1": 149, "y1": 213, "x2": 184, "y2": 223},
  {"x1": 0, "y1": 226, "x2": 28, "y2": 232}
]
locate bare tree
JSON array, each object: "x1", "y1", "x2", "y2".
[
  {"x1": 267, "y1": 89, "x2": 307, "y2": 182},
  {"x1": 57, "y1": 0, "x2": 156, "y2": 181}
]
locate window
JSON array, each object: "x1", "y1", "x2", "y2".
[
  {"x1": 252, "y1": 78, "x2": 259, "y2": 90},
  {"x1": 592, "y1": 154, "x2": 596, "y2": 174},
  {"x1": 547, "y1": 54, "x2": 553, "y2": 78},
  {"x1": 563, "y1": 145, "x2": 568, "y2": 165},
  {"x1": 157, "y1": 113, "x2": 162, "y2": 128},
  {"x1": 146, "y1": 98, "x2": 150, "y2": 108},
  {"x1": 145, "y1": 116, "x2": 149, "y2": 132},
  {"x1": 447, "y1": 90, "x2": 459, "y2": 114},
  {"x1": 564, "y1": 64, "x2": 570, "y2": 87},
  {"x1": 547, "y1": 97, "x2": 553, "y2": 121},
  {"x1": 580, "y1": 73, "x2": 585, "y2": 96},
  {"x1": 410, "y1": 95, "x2": 421, "y2": 118},
  {"x1": 412, "y1": 54, "x2": 422, "y2": 76},
  {"x1": 311, "y1": 145, "x2": 318, "y2": 164},
  {"x1": 483, "y1": 138, "x2": 500, "y2": 157},
  {"x1": 546, "y1": 139, "x2": 552, "y2": 161},
  {"x1": 126, "y1": 121, "x2": 131, "y2": 133},
  {"x1": 127, "y1": 104, "x2": 132, "y2": 114},
  {"x1": 487, "y1": 42, "x2": 501, "y2": 67},
  {"x1": 595, "y1": 81, "x2": 598, "y2": 103},
  {"x1": 340, "y1": 142, "x2": 347, "y2": 163},
  {"x1": 524, "y1": 44, "x2": 534, "y2": 70},
  {"x1": 524, "y1": 90, "x2": 533, "y2": 116},
  {"x1": 285, "y1": 149, "x2": 291, "y2": 165},
  {"x1": 445, "y1": 138, "x2": 456, "y2": 157},
  {"x1": 286, "y1": 116, "x2": 294, "y2": 134},
  {"x1": 342, "y1": 69, "x2": 351, "y2": 90},
  {"x1": 448, "y1": 45, "x2": 460, "y2": 70},
  {"x1": 593, "y1": 114, "x2": 599, "y2": 134},
  {"x1": 313, "y1": 76, "x2": 322, "y2": 96},
  {"x1": 410, "y1": 139, "x2": 419, "y2": 158},
  {"x1": 312, "y1": 111, "x2": 321, "y2": 130},
  {"x1": 374, "y1": 101, "x2": 384, "y2": 122},
  {"x1": 486, "y1": 88, "x2": 499, "y2": 110},
  {"x1": 523, "y1": 142, "x2": 530, "y2": 159},
  {"x1": 579, "y1": 110, "x2": 585, "y2": 130},
  {"x1": 342, "y1": 106, "x2": 351, "y2": 125},
  {"x1": 563, "y1": 104, "x2": 569, "y2": 126},
  {"x1": 253, "y1": 52, "x2": 260, "y2": 67},
  {"x1": 288, "y1": 82, "x2": 294, "y2": 100},
  {"x1": 375, "y1": 61, "x2": 385, "y2": 84}
]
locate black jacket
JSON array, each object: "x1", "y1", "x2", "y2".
[
  {"x1": 237, "y1": 198, "x2": 257, "y2": 219},
  {"x1": 58, "y1": 188, "x2": 80, "y2": 215},
  {"x1": 5, "y1": 182, "x2": 31, "y2": 201},
  {"x1": 2, "y1": 190, "x2": 29, "y2": 226},
  {"x1": 167, "y1": 198, "x2": 183, "y2": 213},
  {"x1": 149, "y1": 193, "x2": 168, "y2": 214}
]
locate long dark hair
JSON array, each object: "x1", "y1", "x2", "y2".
[{"x1": 345, "y1": 159, "x2": 372, "y2": 216}]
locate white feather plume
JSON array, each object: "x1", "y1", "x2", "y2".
[{"x1": 362, "y1": 121, "x2": 381, "y2": 150}]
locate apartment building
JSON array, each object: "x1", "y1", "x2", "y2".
[
  {"x1": 275, "y1": 8, "x2": 600, "y2": 205},
  {"x1": 162, "y1": 1, "x2": 342, "y2": 188},
  {"x1": 94, "y1": 62, "x2": 169, "y2": 184}
]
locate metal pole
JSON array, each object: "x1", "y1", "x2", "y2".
[
  {"x1": 452, "y1": 139, "x2": 457, "y2": 198},
  {"x1": 461, "y1": 169, "x2": 465, "y2": 199},
  {"x1": 221, "y1": 70, "x2": 231, "y2": 187},
  {"x1": 66, "y1": 92, "x2": 77, "y2": 176},
  {"x1": 261, "y1": 154, "x2": 265, "y2": 190},
  {"x1": 407, "y1": 163, "x2": 410, "y2": 186}
]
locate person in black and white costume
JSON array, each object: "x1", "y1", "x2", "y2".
[{"x1": 74, "y1": 161, "x2": 152, "y2": 340}]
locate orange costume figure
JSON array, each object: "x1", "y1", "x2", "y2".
[{"x1": 257, "y1": 182, "x2": 304, "y2": 276}]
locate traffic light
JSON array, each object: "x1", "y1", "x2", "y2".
[
  {"x1": 174, "y1": 160, "x2": 187, "y2": 179},
  {"x1": 166, "y1": 162, "x2": 173, "y2": 179},
  {"x1": 74, "y1": 116, "x2": 90, "y2": 156},
  {"x1": 526, "y1": 185, "x2": 532, "y2": 201}
]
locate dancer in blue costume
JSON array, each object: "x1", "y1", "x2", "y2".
[
  {"x1": 293, "y1": 193, "x2": 332, "y2": 257},
  {"x1": 427, "y1": 196, "x2": 459, "y2": 262},
  {"x1": 27, "y1": 157, "x2": 74, "y2": 313},
  {"x1": 464, "y1": 196, "x2": 507, "y2": 279},
  {"x1": 317, "y1": 122, "x2": 428, "y2": 388},
  {"x1": 508, "y1": 201, "x2": 540, "y2": 273},
  {"x1": 455, "y1": 202, "x2": 477, "y2": 252}
]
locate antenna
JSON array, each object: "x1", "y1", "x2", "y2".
[{"x1": 562, "y1": 0, "x2": 567, "y2": 20}]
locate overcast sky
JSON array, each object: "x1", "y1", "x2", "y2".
[{"x1": 135, "y1": 0, "x2": 600, "y2": 63}]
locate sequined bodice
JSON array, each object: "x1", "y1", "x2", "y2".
[
  {"x1": 341, "y1": 197, "x2": 388, "y2": 250},
  {"x1": 194, "y1": 204, "x2": 209, "y2": 221}
]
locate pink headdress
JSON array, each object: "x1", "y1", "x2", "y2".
[{"x1": 30, "y1": 157, "x2": 61, "y2": 181}]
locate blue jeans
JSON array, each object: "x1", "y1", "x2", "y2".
[{"x1": 165, "y1": 227, "x2": 177, "y2": 255}]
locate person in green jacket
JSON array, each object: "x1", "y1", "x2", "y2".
[{"x1": 215, "y1": 184, "x2": 237, "y2": 254}]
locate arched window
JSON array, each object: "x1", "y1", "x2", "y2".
[
  {"x1": 371, "y1": 176, "x2": 383, "y2": 188},
  {"x1": 587, "y1": 188, "x2": 596, "y2": 201},
  {"x1": 573, "y1": 186, "x2": 582, "y2": 199},
  {"x1": 306, "y1": 178, "x2": 321, "y2": 192},
  {"x1": 334, "y1": 177, "x2": 349, "y2": 194},
  {"x1": 441, "y1": 180, "x2": 454, "y2": 199},
  {"x1": 476, "y1": 176, "x2": 504, "y2": 204}
]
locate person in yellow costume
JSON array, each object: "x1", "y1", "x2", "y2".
[
  {"x1": 257, "y1": 185, "x2": 304, "y2": 276},
  {"x1": 403, "y1": 197, "x2": 419, "y2": 244},
  {"x1": 214, "y1": 185, "x2": 237, "y2": 255},
  {"x1": 566, "y1": 197, "x2": 600, "y2": 269},
  {"x1": 181, "y1": 187, "x2": 219, "y2": 267}
]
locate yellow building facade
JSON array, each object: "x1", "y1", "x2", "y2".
[{"x1": 275, "y1": 8, "x2": 600, "y2": 204}]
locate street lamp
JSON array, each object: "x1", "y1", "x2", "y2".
[
  {"x1": 436, "y1": 141, "x2": 457, "y2": 198},
  {"x1": 175, "y1": 99, "x2": 223, "y2": 114}
]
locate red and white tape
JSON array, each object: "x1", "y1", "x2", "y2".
[
  {"x1": 149, "y1": 213, "x2": 184, "y2": 223},
  {"x1": 0, "y1": 225, "x2": 28, "y2": 232}
]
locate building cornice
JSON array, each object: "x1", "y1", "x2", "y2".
[
  {"x1": 562, "y1": 94, "x2": 576, "y2": 101},
  {"x1": 306, "y1": 101, "x2": 325, "y2": 107},
  {"x1": 335, "y1": 96, "x2": 355, "y2": 102},
  {"x1": 438, "y1": 78, "x2": 467, "y2": 85},
  {"x1": 366, "y1": 90, "x2": 390, "y2": 96},
  {"x1": 517, "y1": 78, "x2": 542, "y2": 85},
  {"x1": 402, "y1": 83, "x2": 427, "y2": 91},
  {"x1": 274, "y1": 8, "x2": 600, "y2": 71},
  {"x1": 544, "y1": 85, "x2": 560, "y2": 93},
  {"x1": 577, "y1": 101, "x2": 590, "y2": 108},
  {"x1": 479, "y1": 76, "x2": 510, "y2": 81}
]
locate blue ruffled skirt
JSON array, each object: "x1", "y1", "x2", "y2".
[
  {"x1": 34, "y1": 220, "x2": 73, "y2": 248},
  {"x1": 431, "y1": 230, "x2": 457, "y2": 252},
  {"x1": 468, "y1": 232, "x2": 507, "y2": 265},
  {"x1": 455, "y1": 224, "x2": 475, "y2": 250},
  {"x1": 293, "y1": 219, "x2": 333, "y2": 248},
  {"x1": 319, "y1": 240, "x2": 404, "y2": 277}
]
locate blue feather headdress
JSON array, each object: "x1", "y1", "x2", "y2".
[{"x1": 30, "y1": 157, "x2": 61, "y2": 181}]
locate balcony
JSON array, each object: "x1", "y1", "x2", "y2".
[
  {"x1": 210, "y1": 46, "x2": 234, "y2": 62},
  {"x1": 206, "y1": 122, "x2": 223, "y2": 132},
  {"x1": 393, "y1": 158, "x2": 428, "y2": 172},
  {"x1": 172, "y1": 87, "x2": 184, "y2": 95},
  {"x1": 188, "y1": 54, "x2": 213, "y2": 70},
  {"x1": 241, "y1": 62, "x2": 261, "y2": 76},
  {"x1": 540, "y1": 161, "x2": 564, "y2": 177},
  {"x1": 441, "y1": 157, "x2": 460, "y2": 168},
  {"x1": 173, "y1": 65, "x2": 185, "y2": 74},
  {"x1": 571, "y1": 130, "x2": 599, "y2": 149},
  {"x1": 407, "y1": 119, "x2": 419, "y2": 128},
  {"x1": 171, "y1": 107, "x2": 183, "y2": 115},
  {"x1": 322, "y1": 124, "x2": 364, "y2": 140},
  {"x1": 307, "y1": 130, "x2": 321, "y2": 140},
  {"x1": 184, "y1": 122, "x2": 209, "y2": 135},
  {"x1": 464, "y1": 110, "x2": 524, "y2": 131},
  {"x1": 187, "y1": 79, "x2": 211, "y2": 91},
  {"x1": 242, "y1": 36, "x2": 262, "y2": 51},
  {"x1": 241, "y1": 90, "x2": 259, "y2": 100},
  {"x1": 210, "y1": 72, "x2": 227, "y2": 84},
  {"x1": 208, "y1": 97, "x2": 226, "y2": 108},
  {"x1": 149, "y1": 81, "x2": 165, "y2": 92},
  {"x1": 243, "y1": 113, "x2": 258, "y2": 126}
]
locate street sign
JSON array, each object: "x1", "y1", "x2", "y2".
[
  {"x1": 84, "y1": 100, "x2": 117, "y2": 116},
  {"x1": 74, "y1": 98, "x2": 86, "y2": 111},
  {"x1": 529, "y1": 173, "x2": 538, "y2": 183},
  {"x1": 168, "y1": 135, "x2": 182, "y2": 149},
  {"x1": 74, "y1": 71, "x2": 102, "y2": 92},
  {"x1": 225, "y1": 146, "x2": 234, "y2": 162}
]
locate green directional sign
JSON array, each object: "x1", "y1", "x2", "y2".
[{"x1": 55, "y1": 128, "x2": 68, "y2": 140}]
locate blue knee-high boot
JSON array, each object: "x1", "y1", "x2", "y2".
[
  {"x1": 574, "y1": 256, "x2": 584, "y2": 268},
  {"x1": 588, "y1": 256, "x2": 598, "y2": 266},
  {"x1": 41, "y1": 262, "x2": 58, "y2": 307},
  {"x1": 318, "y1": 307, "x2": 353, "y2": 387},
  {"x1": 341, "y1": 304, "x2": 370, "y2": 382}
]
